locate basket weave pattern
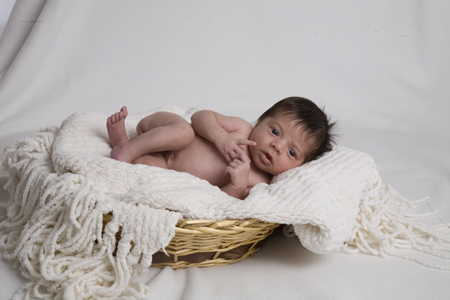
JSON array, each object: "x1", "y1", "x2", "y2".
[{"x1": 103, "y1": 214, "x2": 279, "y2": 269}]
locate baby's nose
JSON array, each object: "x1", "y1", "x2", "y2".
[{"x1": 271, "y1": 141, "x2": 284, "y2": 154}]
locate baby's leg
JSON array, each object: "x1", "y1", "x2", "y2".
[
  {"x1": 132, "y1": 153, "x2": 168, "y2": 168},
  {"x1": 110, "y1": 111, "x2": 195, "y2": 164}
]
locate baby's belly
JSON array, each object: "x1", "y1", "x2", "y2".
[{"x1": 167, "y1": 135, "x2": 230, "y2": 187}]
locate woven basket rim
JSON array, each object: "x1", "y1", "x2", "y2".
[{"x1": 102, "y1": 213, "x2": 280, "y2": 269}]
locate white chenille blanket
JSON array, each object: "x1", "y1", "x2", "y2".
[{"x1": 1, "y1": 106, "x2": 449, "y2": 300}]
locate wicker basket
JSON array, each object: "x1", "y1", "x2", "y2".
[{"x1": 103, "y1": 214, "x2": 279, "y2": 269}]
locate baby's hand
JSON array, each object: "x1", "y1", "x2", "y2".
[
  {"x1": 225, "y1": 151, "x2": 251, "y2": 191},
  {"x1": 215, "y1": 133, "x2": 256, "y2": 163}
]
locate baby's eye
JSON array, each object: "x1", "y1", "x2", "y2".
[
  {"x1": 288, "y1": 149, "x2": 295, "y2": 157},
  {"x1": 271, "y1": 128, "x2": 278, "y2": 136}
]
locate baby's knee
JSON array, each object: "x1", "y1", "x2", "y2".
[
  {"x1": 136, "y1": 112, "x2": 187, "y2": 134},
  {"x1": 176, "y1": 122, "x2": 195, "y2": 143}
]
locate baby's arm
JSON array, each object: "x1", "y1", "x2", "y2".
[
  {"x1": 191, "y1": 110, "x2": 256, "y2": 162},
  {"x1": 220, "y1": 151, "x2": 252, "y2": 199}
]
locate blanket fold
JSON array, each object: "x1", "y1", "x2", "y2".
[{"x1": 1, "y1": 106, "x2": 449, "y2": 299}]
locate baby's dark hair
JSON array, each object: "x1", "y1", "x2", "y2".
[{"x1": 257, "y1": 96, "x2": 337, "y2": 162}]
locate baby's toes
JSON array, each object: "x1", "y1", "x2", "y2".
[{"x1": 121, "y1": 106, "x2": 128, "y2": 117}]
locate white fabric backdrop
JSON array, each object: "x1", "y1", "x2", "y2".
[{"x1": 0, "y1": 0, "x2": 449, "y2": 299}]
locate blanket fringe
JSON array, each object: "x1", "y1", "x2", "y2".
[
  {"x1": 341, "y1": 183, "x2": 450, "y2": 271},
  {"x1": 1, "y1": 128, "x2": 160, "y2": 300}
]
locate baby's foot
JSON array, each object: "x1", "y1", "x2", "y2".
[{"x1": 107, "y1": 106, "x2": 129, "y2": 148}]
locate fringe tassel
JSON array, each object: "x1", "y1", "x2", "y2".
[
  {"x1": 1, "y1": 128, "x2": 152, "y2": 299},
  {"x1": 341, "y1": 184, "x2": 450, "y2": 271}
]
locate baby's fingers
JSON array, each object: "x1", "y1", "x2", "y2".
[
  {"x1": 235, "y1": 150, "x2": 250, "y2": 163},
  {"x1": 225, "y1": 162, "x2": 237, "y2": 174},
  {"x1": 224, "y1": 150, "x2": 237, "y2": 162},
  {"x1": 236, "y1": 139, "x2": 257, "y2": 147}
]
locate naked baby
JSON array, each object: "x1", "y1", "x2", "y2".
[{"x1": 107, "y1": 97, "x2": 336, "y2": 199}]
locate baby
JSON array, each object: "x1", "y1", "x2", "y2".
[{"x1": 107, "y1": 97, "x2": 336, "y2": 199}]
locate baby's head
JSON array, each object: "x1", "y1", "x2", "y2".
[{"x1": 249, "y1": 96, "x2": 336, "y2": 175}]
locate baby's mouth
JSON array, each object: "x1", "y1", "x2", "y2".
[{"x1": 261, "y1": 152, "x2": 272, "y2": 164}]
